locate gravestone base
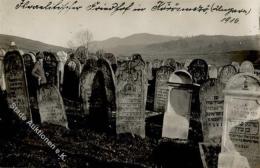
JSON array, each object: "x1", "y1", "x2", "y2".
[{"x1": 218, "y1": 152, "x2": 250, "y2": 168}]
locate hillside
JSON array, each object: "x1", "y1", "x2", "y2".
[
  {"x1": 92, "y1": 33, "x2": 181, "y2": 50},
  {"x1": 0, "y1": 34, "x2": 68, "y2": 53}
]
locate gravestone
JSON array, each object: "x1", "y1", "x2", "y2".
[
  {"x1": 43, "y1": 52, "x2": 59, "y2": 87},
  {"x1": 88, "y1": 58, "x2": 116, "y2": 130},
  {"x1": 152, "y1": 59, "x2": 163, "y2": 69},
  {"x1": 239, "y1": 60, "x2": 254, "y2": 74},
  {"x1": 103, "y1": 53, "x2": 117, "y2": 73},
  {"x1": 162, "y1": 70, "x2": 193, "y2": 139},
  {"x1": 116, "y1": 59, "x2": 146, "y2": 138},
  {"x1": 188, "y1": 59, "x2": 208, "y2": 85},
  {"x1": 63, "y1": 56, "x2": 81, "y2": 100},
  {"x1": 4, "y1": 50, "x2": 31, "y2": 119},
  {"x1": 208, "y1": 65, "x2": 218, "y2": 79},
  {"x1": 37, "y1": 85, "x2": 68, "y2": 128},
  {"x1": 80, "y1": 58, "x2": 98, "y2": 116},
  {"x1": 218, "y1": 73, "x2": 260, "y2": 168},
  {"x1": 219, "y1": 65, "x2": 237, "y2": 84},
  {"x1": 163, "y1": 58, "x2": 176, "y2": 69},
  {"x1": 75, "y1": 46, "x2": 88, "y2": 65},
  {"x1": 200, "y1": 79, "x2": 225, "y2": 143},
  {"x1": 154, "y1": 66, "x2": 175, "y2": 112},
  {"x1": 231, "y1": 62, "x2": 240, "y2": 72}
]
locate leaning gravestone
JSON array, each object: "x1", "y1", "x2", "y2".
[
  {"x1": 239, "y1": 60, "x2": 254, "y2": 74},
  {"x1": 162, "y1": 70, "x2": 193, "y2": 140},
  {"x1": 218, "y1": 73, "x2": 260, "y2": 168},
  {"x1": 4, "y1": 50, "x2": 31, "y2": 119},
  {"x1": 63, "y1": 56, "x2": 81, "y2": 100},
  {"x1": 188, "y1": 59, "x2": 208, "y2": 85},
  {"x1": 37, "y1": 85, "x2": 68, "y2": 128},
  {"x1": 154, "y1": 66, "x2": 175, "y2": 112},
  {"x1": 80, "y1": 58, "x2": 98, "y2": 116},
  {"x1": 116, "y1": 59, "x2": 146, "y2": 138},
  {"x1": 43, "y1": 52, "x2": 59, "y2": 87}
]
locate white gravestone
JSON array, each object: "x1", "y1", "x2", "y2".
[
  {"x1": 162, "y1": 70, "x2": 193, "y2": 139},
  {"x1": 218, "y1": 73, "x2": 260, "y2": 168}
]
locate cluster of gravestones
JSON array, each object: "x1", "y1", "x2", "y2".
[{"x1": 1, "y1": 45, "x2": 260, "y2": 168}]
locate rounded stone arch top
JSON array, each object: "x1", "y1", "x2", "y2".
[
  {"x1": 225, "y1": 73, "x2": 260, "y2": 92},
  {"x1": 168, "y1": 70, "x2": 193, "y2": 84}
]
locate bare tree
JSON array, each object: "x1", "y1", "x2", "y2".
[
  {"x1": 67, "y1": 29, "x2": 94, "y2": 52},
  {"x1": 75, "y1": 29, "x2": 93, "y2": 49}
]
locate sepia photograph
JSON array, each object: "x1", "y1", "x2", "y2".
[{"x1": 0, "y1": 0, "x2": 260, "y2": 167}]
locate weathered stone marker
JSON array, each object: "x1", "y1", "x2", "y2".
[
  {"x1": 80, "y1": 58, "x2": 98, "y2": 116},
  {"x1": 154, "y1": 66, "x2": 175, "y2": 112},
  {"x1": 218, "y1": 73, "x2": 260, "y2": 168},
  {"x1": 36, "y1": 51, "x2": 68, "y2": 128},
  {"x1": 200, "y1": 79, "x2": 225, "y2": 143},
  {"x1": 4, "y1": 50, "x2": 31, "y2": 119},
  {"x1": 162, "y1": 70, "x2": 193, "y2": 139},
  {"x1": 38, "y1": 85, "x2": 68, "y2": 128},
  {"x1": 116, "y1": 58, "x2": 146, "y2": 138}
]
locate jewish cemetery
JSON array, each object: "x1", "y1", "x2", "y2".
[{"x1": 0, "y1": 4, "x2": 260, "y2": 165}]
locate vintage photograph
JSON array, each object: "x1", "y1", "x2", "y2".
[{"x1": 0, "y1": 0, "x2": 260, "y2": 167}]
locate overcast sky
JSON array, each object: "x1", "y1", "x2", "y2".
[{"x1": 0, "y1": 0, "x2": 259, "y2": 47}]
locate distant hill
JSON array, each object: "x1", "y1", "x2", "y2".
[
  {"x1": 92, "y1": 33, "x2": 181, "y2": 50},
  {"x1": 0, "y1": 34, "x2": 68, "y2": 53}
]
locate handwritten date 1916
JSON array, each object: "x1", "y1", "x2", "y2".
[{"x1": 221, "y1": 17, "x2": 239, "y2": 24}]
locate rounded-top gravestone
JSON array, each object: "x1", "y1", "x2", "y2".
[
  {"x1": 239, "y1": 60, "x2": 254, "y2": 74},
  {"x1": 188, "y1": 59, "x2": 208, "y2": 85}
]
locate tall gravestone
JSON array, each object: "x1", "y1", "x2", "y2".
[
  {"x1": 37, "y1": 52, "x2": 68, "y2": 128},
  {"x1": 154, "y1": 66, "x2": 175, "y2": 112},
  {"x1": 162, "y1": 70, "x2": 193, "y2": 140},
  {"x1": 199, "y1": 65, "x2": 238, "y2": 168},
  {"x1": 200, "y1": 65, "x2": 238, "y2": 143},
  {"x1": 88, "y1": 58, "x2": 116, "y2": 130},
  {"x1": 116, "y1": 58, "x2": 146, "y2": 138},
  {"x1": 80, "y1": 58, "x2": 98, "y2": 116},
  {"x1": 218, "y1": 73, "x2": 260, "y2": 168},
  {"x1": 63, "y1": 56, "x2": 81, "y2": 100},
  {"x1": 4, "y1": 50, "x2": 31, "y2": 119}
]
